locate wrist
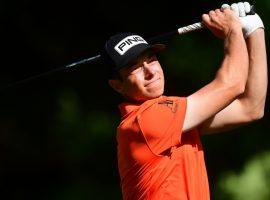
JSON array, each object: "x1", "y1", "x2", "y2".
[
  {"x1": 227, "y1": 25, "x2": 243, "y2": 39},
  {"x1": 224, "y1": 26, "x2": 246, "y2": 54},
  {"x1": 246, "y1": 27, "x2": 265, "y2": 40},
  {"x1": 241, "y1": 14, "x2": 265, "y2": 38}
]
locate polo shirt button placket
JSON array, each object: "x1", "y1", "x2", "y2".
[{"x1": 169, "y1": 146, "x2": 177, "y2": 159}]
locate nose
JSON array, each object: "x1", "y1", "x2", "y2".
[{"x1": 143, "y1": 62, "x2": 155, "y2": 80}]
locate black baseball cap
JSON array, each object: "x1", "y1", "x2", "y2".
[{"x1": 103, "y1": 32, "x2": 165, "y2": 72}]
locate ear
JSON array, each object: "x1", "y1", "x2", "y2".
[{"x1": 108, "y1": 79, "x2": 124, "y2": 94}]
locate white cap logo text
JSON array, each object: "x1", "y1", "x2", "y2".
[{"x1": 114, "y1": 35, "x2": 148, "y2": 55}]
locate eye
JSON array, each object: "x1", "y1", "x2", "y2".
[
  {"x1": 130, "y1": 65, "x2": 143, "y2": 74},
  {"x1": 147, "y1": 55, "x2": 157, "y2": 63}
]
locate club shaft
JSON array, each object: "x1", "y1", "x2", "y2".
[
  {"x1": 0, "y1": 55, "x2": 102, "y2": 91},
  {"x1": 65, "y1": 54, "x2": 101, "y2": 68}
]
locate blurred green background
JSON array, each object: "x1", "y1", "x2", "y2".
[{"x1": 0, "y1": 0, "x2": 269, "y2": 199}]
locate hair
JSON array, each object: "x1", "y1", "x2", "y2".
[{"x1": 108, "y1": 69, "x2": 122, "y2": 80}]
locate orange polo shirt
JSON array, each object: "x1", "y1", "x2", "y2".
[{"x1": 117, "y1": 95, "x2": 210, "y2": 200}]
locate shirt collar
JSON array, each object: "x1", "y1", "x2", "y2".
[
  {"x1": 118, "y1": 102, "x2": 141, "y2": 118},
  {"x1": 118, "y1": 96, "x2": 165, "y2": 118}
]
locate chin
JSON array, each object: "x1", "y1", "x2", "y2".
[
  {"x1": 143, "y1": 89, "x2": 164, "y2": 100},
  {"x1": 147, "y1": 87, "x2": 164, "y2": 97},
  {"x1": 126, "y1": 86, "x2": 164, "y2": 102},
  {"x1": 128, "y1": 92, "x2": 162, "y2": 103}
]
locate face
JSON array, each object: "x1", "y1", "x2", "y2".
[{"x1": 110, "y1": 51, "x2": 165, "y2": 102}]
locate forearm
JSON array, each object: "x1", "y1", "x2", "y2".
[
  {"x1": 215, "y1": 29, "x2": 249, "y2": 91},
  {"x1": 184, "y1": 30, "x2": 249, "y2": 132},
  {"x1": 238, "y1": 29, "x2": 268, "y2": 117},
  {"x1": 203, "y1": 29, "x2": 249, "y2": 115}
]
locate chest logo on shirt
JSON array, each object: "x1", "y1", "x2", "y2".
[{"x1": 158, "y1": 100, "x2": 177, "y2": 113}]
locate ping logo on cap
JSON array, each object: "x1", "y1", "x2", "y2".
[{"x1": 114, "y1": 35, "x2": 148, "y2": 55}]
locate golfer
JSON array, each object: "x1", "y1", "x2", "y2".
[{"x1": 104, "y1": 2, "x2": 267, "y2": 199}]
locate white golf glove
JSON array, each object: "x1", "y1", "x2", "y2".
[{"x1": 221, "y1": 2, "x2": 264, "y2": 37}]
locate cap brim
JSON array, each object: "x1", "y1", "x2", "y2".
[
  {"x1": 117, "y1": 43, "x2": 166, "y2": 70},
  {"x1": 149, "y1": 44, "x2": 166, "y2": 53}
]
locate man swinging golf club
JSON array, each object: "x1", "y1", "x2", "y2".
[{"x1": 104, "y1": 2, "x2": 267, "y2": 199}]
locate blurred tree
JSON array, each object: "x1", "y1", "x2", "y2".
[{"x1": 216, "y1": 151, "x2": 270, "y2": 200}]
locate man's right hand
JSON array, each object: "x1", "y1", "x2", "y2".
[{"x1": 202, "y1": 8, "x2": 243, "y2": 39}]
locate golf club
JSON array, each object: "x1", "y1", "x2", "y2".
[{"x1": 1, "y1": 6, "x2": 255, "y2": 91}]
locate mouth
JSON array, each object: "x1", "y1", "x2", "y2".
[{"x1": 145, "y1": 78, "x2": 161, "y2": 87}]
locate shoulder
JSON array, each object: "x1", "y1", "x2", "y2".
[
  {"x1": 137, "y1": 96, "x2": 187, "y2": 131},
  {"x1": 118, "y1": 96, "x2": 187, "y2": 125}
]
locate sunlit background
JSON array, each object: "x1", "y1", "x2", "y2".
[{"x1": 0, "y1": 0, "x2": 269, "y2": 199}]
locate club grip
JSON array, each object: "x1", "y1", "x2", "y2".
[
  {"x1": 248, "y1": 5, "x2": 256, "y2": 15},
  {"x1": 177, "y1": 5, "x2": 256, "y2": 35}
]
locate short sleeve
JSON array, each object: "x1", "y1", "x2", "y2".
[{"x1": 137, "y1": 97, "x2": 187, "y2": 156}]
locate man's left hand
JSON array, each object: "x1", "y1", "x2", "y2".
[{"x1": 221, "y1": 2, "x2": 264, "y2": 38}]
